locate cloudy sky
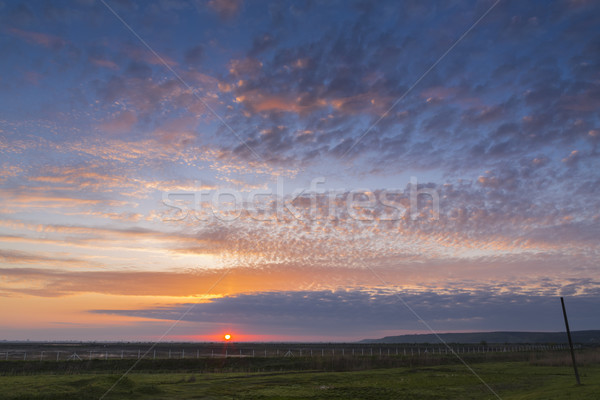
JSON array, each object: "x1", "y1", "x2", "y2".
[{"x1": 0, "y1": 0, "x2": 599, "y2": 342}]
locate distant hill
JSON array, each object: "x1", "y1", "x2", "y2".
[{"x1": 360, "y1": 330, "x2": 600, "y2": 344}]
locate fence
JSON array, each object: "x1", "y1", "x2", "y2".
[{"x1": 0, "y1": 343, "x2": 578, "y2": 362}]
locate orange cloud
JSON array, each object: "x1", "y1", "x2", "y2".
[{"x1": 235, "y1": 89, "x2": 327, "y2": 114}]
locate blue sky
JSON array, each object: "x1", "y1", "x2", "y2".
[{"x1": 0, "y1": 0, "x2": 599, "y2": 341}]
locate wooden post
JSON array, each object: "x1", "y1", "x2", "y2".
[{"x1": 561, "y1": 297, "x2": 581, "y2": 385}]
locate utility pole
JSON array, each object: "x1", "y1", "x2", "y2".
[{"x1": 560, "y1": 297, "x2": 580, "y2": 385}]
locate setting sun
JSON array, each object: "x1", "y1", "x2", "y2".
[{"x1": 224, "y1": 334, "x2": 232, "y2": 341}]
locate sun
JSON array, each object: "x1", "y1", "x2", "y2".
[{"x1": 224, "y1": 334, "x2": 232, "y2": 341}]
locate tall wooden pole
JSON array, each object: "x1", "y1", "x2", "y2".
[{"x1": 560, "y1": 297, "x2": 581, "y2": 385}]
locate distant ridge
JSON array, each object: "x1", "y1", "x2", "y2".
[{"x1": 360, "y1": 330, "x2": 600, "y2": 344}]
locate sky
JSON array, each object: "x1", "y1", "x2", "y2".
[{"x1": 0, "y1": 0, "x2": 599, "y2": 342}]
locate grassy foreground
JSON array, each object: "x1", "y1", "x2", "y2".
[{"x1": 0, "y1": 361, "x2": 598, "y2": 400}]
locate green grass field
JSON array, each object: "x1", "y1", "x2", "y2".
[{"x1": 0, "y1": 361, "x2": 598, "y2": 400}]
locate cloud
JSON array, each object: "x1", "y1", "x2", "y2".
[
  {"x1": 91, "y1": 289, "x2": 600, "y2": 336},
  {"x1": 228, "y1": 58, "x2": 262, "y2": 77},
  {"x1": 248, "y1": 33, "x2": 277, "y2": 56},
  {"x1": 207, "y1": 0, "x2": 243, "y2": 20},
  {"x1": 97, "y1": 110, "x2": 137, "y2": 134},
  {"x1": 1, "y1": 1, "x2": 600, "y2": 341},
  {"x1": 124, "y1": 46, "x2": 178, "y2": 67},
  {"x1": 184, "y1": 44, "x2": 204, "y2": 65},
  {"x1": 6, "y1": 27, "x2": 66, "y2": 49},
  {"x1": 0, "y1": 249, "x2": 100, "y2": 269}
]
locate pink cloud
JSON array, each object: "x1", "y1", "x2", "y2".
[
  {"x1": 90, "y1": 58, "x2": 119, "y2": 70},
  {"x1": 228, "y1": 57, "x2": 262, "y2": 77},
  {"x1": 6, "y1": 27, "x2": 66, "y2": 49},
  {"x1": 208, "y1": 0, "x2": 243, "y2": 19},
  {"x1": 98, "y1": 110, "x2": 137, "y2": 134}
]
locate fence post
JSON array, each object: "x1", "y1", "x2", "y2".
[
  {"x1": 561, "y1": 296, "x2": 581, "y2": 385},
  {"x1": 56, "y1": 351, "x2": 60, "y2": 361}
]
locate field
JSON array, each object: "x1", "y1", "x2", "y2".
[{"x1": 0, "y1": 345, "x2": 599, "y2": 399}]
